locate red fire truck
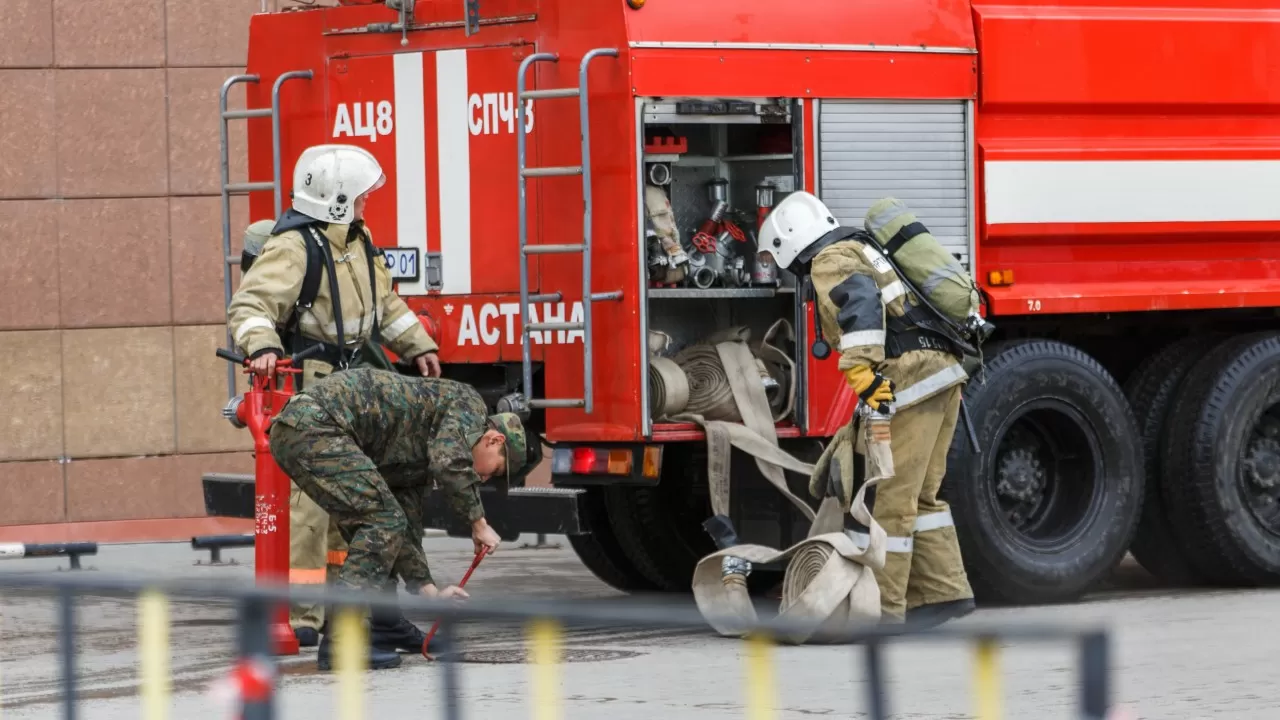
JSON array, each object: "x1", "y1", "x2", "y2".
[{"x1": 204, "y1": 0, "x2": 1280, "y2": 604}]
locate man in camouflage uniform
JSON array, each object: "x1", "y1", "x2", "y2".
[
  {"x1": 757, "y1": 191, "x2": 975, "y2": 628},
  {"x1": 269, "y1": 367, "x2": 536, "y2": 671},
  {"x1": 229, "y1": 145, "x2": 442, "y2": 650}
]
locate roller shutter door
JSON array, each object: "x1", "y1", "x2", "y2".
[{"x1": 818, "y1": 100, "x2": 971, "y2": 267}]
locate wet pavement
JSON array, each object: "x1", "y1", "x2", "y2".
[{"x1": 1, "y1": 535, "x2": 1278, "y2": 719}]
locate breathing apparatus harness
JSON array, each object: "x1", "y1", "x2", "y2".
[
  {"x1": 793, "y1": 225, "x2": 992, "y2": 452},
  {"x1": 266, "y1": 209, "x2": 386, "y2": 380}
]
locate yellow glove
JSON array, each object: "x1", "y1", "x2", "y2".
[{"x1": 844, "y1": 365, "x2": 895, "y2": 413}]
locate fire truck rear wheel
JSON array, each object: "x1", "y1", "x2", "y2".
[
  {"x1": 942, "y1": 339, "x2": 1144, "y2": 605},
  {"x1": 1122, "y1": 333, "x2": 1230, "y2": 586},
  {"x1": 1160, "y1": 331, "x2": 1280, "y2": 586},
  {"x1": 566, "y1": 487, "x2": 659, "y2": 592},
  {"x1": 602, "y1": 448, "x2": 716, "y2": 592}
]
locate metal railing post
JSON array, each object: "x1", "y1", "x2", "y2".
[
  {"x1": 863, "y1": 641, "x2": 887, "y2": 720},
  {"x1": 59, "y1": 587, "x2": 77, "y2": 720},
  {"x1": 238, "y1": 597, "x2": 276, "y2": 720},
  {"x1": 439, "y1": 621, "x2": 462, "y2": 720},
  {"x1": 1080, "y1": 631, "x2": 1110, "y2": 719}
]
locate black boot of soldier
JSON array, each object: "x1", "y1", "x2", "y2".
[
  {"x1": 316, "y1": 609, "x2": 403, "y2": 672},
  {"x1": 369, "y1": 603, "x2": 428, "y2": 654},
  {"x1": 905, "y1": 597, "x2": 976, "y2": 631}
]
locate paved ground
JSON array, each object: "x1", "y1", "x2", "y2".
[{"x1": 0, "y1": 534, "x2": 1277, "y2": 720}]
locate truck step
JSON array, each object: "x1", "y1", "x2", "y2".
[
  {"x1": 221, "y1": 108, "x2": 272, "y2": 120},
  {"x1": 525, "y1": 244, "x2": 585, "y2": 255},
  {"x1": 224, "y1": 181, "x2": 274, "y2": 193},
  {"x1": 525, "y1": 291, "x2": 622, "y2": 304},
  {"x1": 531, "y1": 398, "x2": 587, "y2": 409},
  {"x1": 520, "y1": 87, "x2": 580, "y2": 100},
  {"x1": 526, "y1": 321, "x2": 584, "y2": 333},
  {"x1": 508, "y1": 486, "x2": 584, "y2": 498},
  {"x1": 521, "y1": 165, "x2": 583, "y2": 178}
]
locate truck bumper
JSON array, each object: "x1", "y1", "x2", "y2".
[{"x1": 202, "y1": 474, "x2": 586, "y2": 541}]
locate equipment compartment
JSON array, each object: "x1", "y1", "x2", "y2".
[{"x1": 639, "y1": 99, "x2": 807, "y2": 436}]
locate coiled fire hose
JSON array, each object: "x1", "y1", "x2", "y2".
[
  {"x1": 648, "y1": 326, "x2": 893, "y2": 642},
  {"x1": 648, "y1": 356, "x2": 690, "y2": 420},
  {"x1": 674, "y1": 344, "x2": 741, "y2": 421}
]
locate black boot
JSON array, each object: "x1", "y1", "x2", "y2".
[
  {"x1": 316, "y1": 609, "x2": 403, "y2": 672},
  {"x1": 905, "y1": 597, "x2": 976, "y2": 630},
  {"x1": 370, "y1": 601, "x2": 428, "y2": 654},
  {"x1": 294, "y1": 627, "x2": 320, "y2": 648}
]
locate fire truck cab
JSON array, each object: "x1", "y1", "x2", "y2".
[{"x1": 205, "y1": 0, "x2": 1280, "y2": 603}]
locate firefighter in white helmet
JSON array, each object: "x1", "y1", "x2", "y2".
[
  {"x1": 757, "y1": 190, "x2": 976, "y2": 627},
  {"x1": 227, "y1": 143, "x2": 442, "y2": 655}
]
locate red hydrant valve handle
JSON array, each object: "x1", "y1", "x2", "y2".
[{"x1": 422, "y1": 548, "x2": 489, "y2": 660}]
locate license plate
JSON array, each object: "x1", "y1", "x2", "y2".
[{"x1": 383, "y1": 248, "x2": 420, "y2": 282}]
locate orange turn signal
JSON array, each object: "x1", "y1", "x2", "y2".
[
  {"x1": 606, "y1": 449, "x2": 632, "y2": 475},
  {"x1": 642, "y1": 446, "x2": 663, "y2": 479},
  {"x1": 988, "y1": 269, "x2": 1015, "y2": 286},
  {"x1": 627, "y1": 0, "x2": 645, "y2": 8}
]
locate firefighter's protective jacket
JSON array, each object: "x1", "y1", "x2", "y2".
[
  {"x1": 809, "y1": 234, "x2": 968, "y2": 410},
  {"x1": 228, "y1": 221, "x2": 438, "y2": 363}
]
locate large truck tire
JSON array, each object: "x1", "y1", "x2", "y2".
[
  {"x1": 942, "y1": 339, "x2": 1144, "y2": 604},
  {"x1": 1122, "y1": 334, "x2": 1229, "y2": 585},
  {"x1": 603, "y1": 451, "x2": 716, "y2": 592},
  {"x1": 566, "y1": 487, "x2": 659, "y2": 593},
  {"x1": 1160, "y1": 331, "x2": 1280, "y2": 586}
]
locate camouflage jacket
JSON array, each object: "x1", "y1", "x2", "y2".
[
  {"x1": 275, "y1": 368, "x2": 488, "y2": 522},
  {"x1": 805, "y1": 229, "x2": 967, "y2": 411}
]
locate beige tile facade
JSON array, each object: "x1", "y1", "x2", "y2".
[
  {"x1": 0, "y1": 1, "x2": 261, "y2": 525},
  {"x1": 0, "y1": 0, "x2": 540, "y2": 527}
]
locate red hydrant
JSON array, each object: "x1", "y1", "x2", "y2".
[{"x1": 218, "y1": 345, "x2": 322, "y2": 657}]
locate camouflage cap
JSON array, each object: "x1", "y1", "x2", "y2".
[{"x1": 487, "y1": 412, "x2": 531, "y2": 489}]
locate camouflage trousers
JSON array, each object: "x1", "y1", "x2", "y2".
[{"x1": 269, "y1": 398, "x2": 430, "y2": 593}]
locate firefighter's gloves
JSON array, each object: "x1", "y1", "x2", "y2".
[{"x1": 844, "y1": 365, "x2": 895, "y2": 414}]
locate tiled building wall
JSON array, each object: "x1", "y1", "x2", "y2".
[
  {"x1": 0, "y1": 0, "x2": 550, "y2": 530},
  {"x1": 0, "y1": 0, "x2": 294, "y2": 527}
]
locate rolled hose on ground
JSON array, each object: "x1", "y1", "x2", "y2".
[{"x1": 692, "y1": 497, "x2": 887, "y2": 644}]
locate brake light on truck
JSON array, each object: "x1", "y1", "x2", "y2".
[{"x1": 551, "y1": 447, "x2": 662, "y2": 479}]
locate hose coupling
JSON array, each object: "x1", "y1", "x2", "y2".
[{"x1": 222, "y1": 396, "x2": 246, "y2": 429}]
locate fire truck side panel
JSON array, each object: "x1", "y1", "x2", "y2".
[
  {"x1": 972, "y1": 1, "x2": 1280, "y2": 318},
  {"x1": 527, "y1": 0, "x2": 645, "y2": 442},
  {"x1": 629, "y1": 51, "x2": 979, "y2": 101},
  {"x1": 620, "y1": 0, "x2": 977, "y2": 51}
]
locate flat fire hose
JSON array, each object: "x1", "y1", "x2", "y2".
[
  {"x1": 666, "y1": 330, "x2": 890, "y2": 642},
  {"x1": 648, "y1": 356, "x2": 690, "y2": 420}
]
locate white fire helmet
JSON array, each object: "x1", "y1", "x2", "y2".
[
  {"x1": 756, "y1": 190, "x2": 840, "y2": 270},
  {"x1": 291, "y1": 144, "x2": 386, "y2": 224}
]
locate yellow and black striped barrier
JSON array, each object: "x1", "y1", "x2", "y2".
[{"x1": 0, "y1": 572, "x2": 1113, "y2": 720}]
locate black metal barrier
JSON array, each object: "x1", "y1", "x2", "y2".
[
  {"x1": 0, "y1": 571, "x2": 1114, "y2": 720},
  {"x1": 0, "y1": 542, "x2": 97, "y2": 570},
  {"x1": 190, "y1": 534, "x2": 254, "y2": 565}
]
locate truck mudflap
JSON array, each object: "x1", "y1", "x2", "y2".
[{"x1": 201, "y1": 473, "x2": 587, "y2": 542}]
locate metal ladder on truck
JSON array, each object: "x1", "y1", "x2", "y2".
[
  {"x1": 515, "y1": 48, "x2": 623, "y2": 414},
  {"x1": 216, "y1": 70, "x2": 314, "y2": 399}
]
